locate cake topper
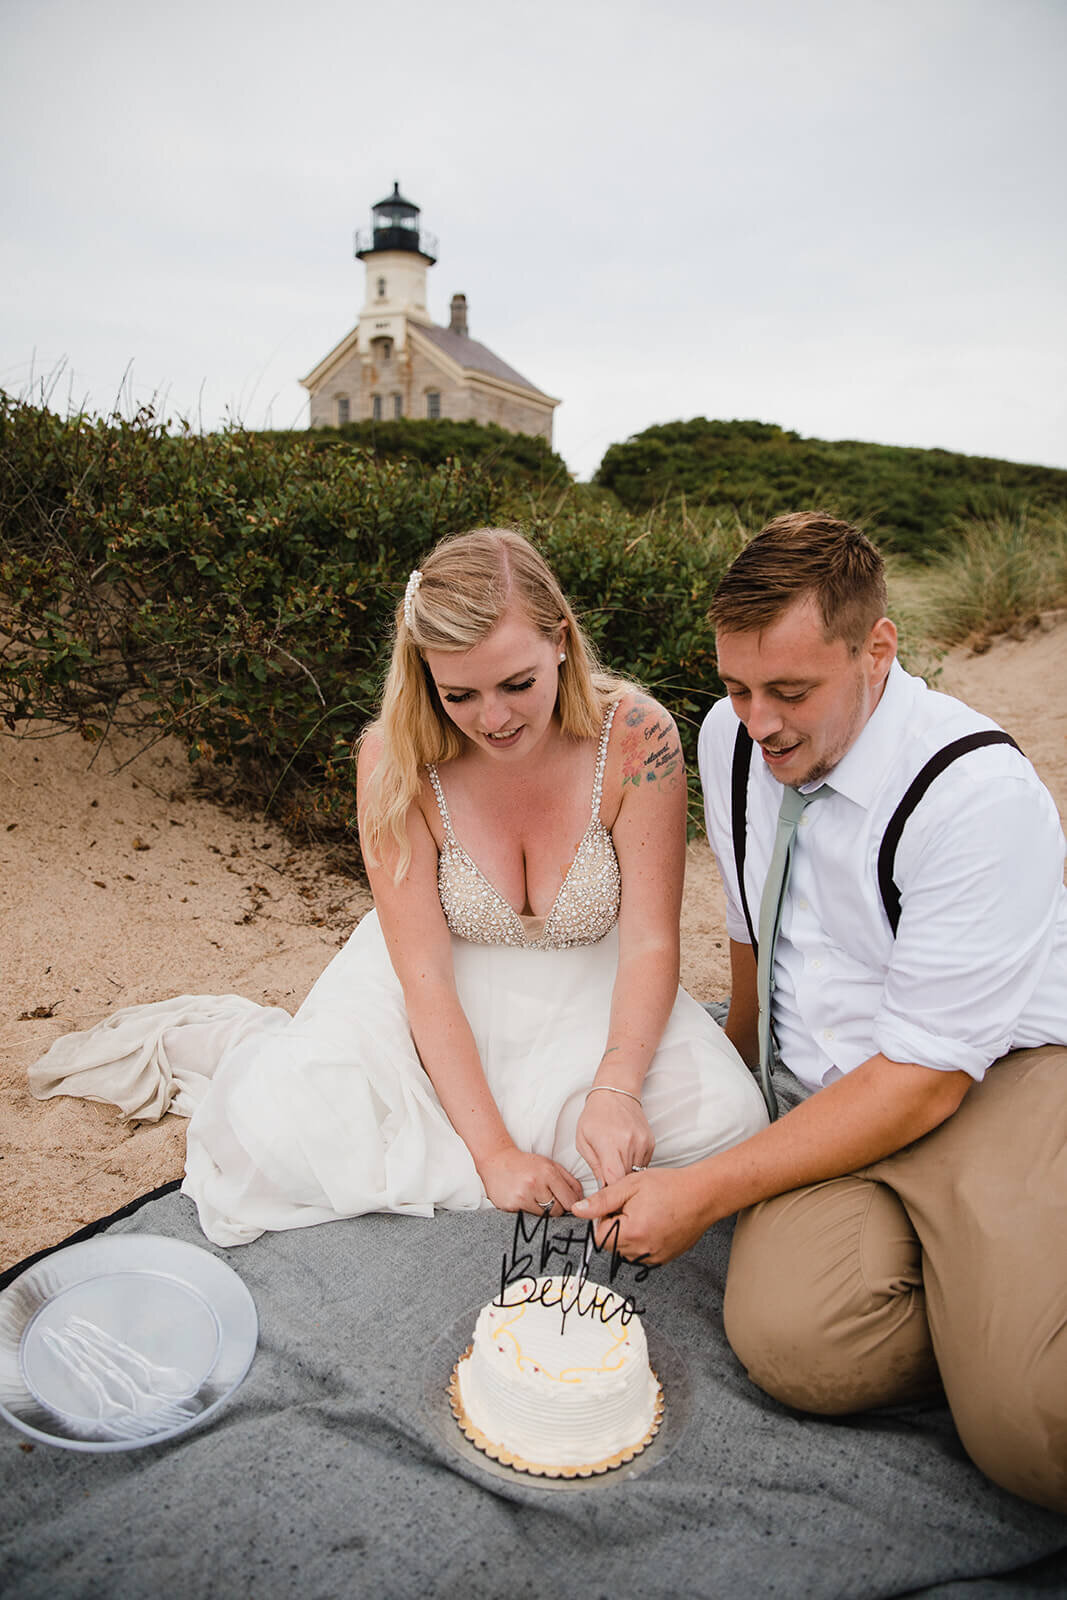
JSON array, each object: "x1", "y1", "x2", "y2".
[{"x1": 495, "y1": 1209, "x2": 657, "y2": 1334}]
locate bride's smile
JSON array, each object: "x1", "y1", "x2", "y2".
[{"x1": 424, "y1": 606, "x2": 567, "y2": 763}]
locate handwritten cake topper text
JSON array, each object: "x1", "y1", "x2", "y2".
[{"x1": 494, "y1": 1209, "x2": 657, "y2": 1335}]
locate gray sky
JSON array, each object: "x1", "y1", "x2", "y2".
[{"x1": 3, "y1": 0, "x2": 1065, "y2": 481}]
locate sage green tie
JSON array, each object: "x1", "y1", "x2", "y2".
[{"x1": 756, "y1": 783, "x2": 825, "y2": 1120}]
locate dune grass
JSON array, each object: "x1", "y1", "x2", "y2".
[{"x1": 899, "y1": 510, "x2": 1067, "y2": 646}]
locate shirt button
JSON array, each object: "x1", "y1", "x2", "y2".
[
  {"x1": 798, "y1": 897, "x2": 809, "y2": 910},
  {"x1": 799, "y1": 814, "x2": 810, "y2": 828},
  {"x1": 811, "y1": 958, "x2": 823, "y2": 970},
  {"x1": 823, "y1": 1028, "x2": 834, "y2": 1041}
]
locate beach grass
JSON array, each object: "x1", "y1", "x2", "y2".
[{"x1": 902, "y1": 509, "x2": 1067, "y2": 645}]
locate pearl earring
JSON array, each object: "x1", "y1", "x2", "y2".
[{"x1": 558, "y1": 652, "x2": 567, "y2": 663}]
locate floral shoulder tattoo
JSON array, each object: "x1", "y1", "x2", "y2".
[{"x1": 619, "y1": 697, "x2": 683, "y2": 793}]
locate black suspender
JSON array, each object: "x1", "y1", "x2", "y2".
[
  {"x1": 876, "y1": 730, "x2": 1020, "y2": 933},
  {"x1": 731, "y1": 724, "x2": 759, "y2": 954},
  {"x1": 729, "y1": 720, "x2": 1022, "y2": 938}
]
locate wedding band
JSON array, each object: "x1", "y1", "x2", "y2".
[
  {"x1": 631, "y1": 1165, "x2": 646, "y2": 1172},
  {"x1": 540, "y1": 1199, "x2": 553, "y2": 1213}
]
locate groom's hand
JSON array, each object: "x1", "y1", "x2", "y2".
[{"x1": 572, "y1": 1166, "x2": 710, "y2": 1264}]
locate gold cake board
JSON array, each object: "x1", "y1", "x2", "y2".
[{"x1": 448, "y1": 1344, "x2": 664, "y2": 1480}]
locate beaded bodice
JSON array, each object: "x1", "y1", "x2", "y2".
[{"x1": 427, "y1": 704, "x2": 621, "y2": 950}]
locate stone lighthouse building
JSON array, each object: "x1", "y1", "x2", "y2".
[{"x1": 301, "y1": 184, "x2": 559, "y2": 443}]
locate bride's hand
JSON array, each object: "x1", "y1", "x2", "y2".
[
  {"x1": 476, "y1": 1147, "x2": 584, "y2": 1218},
  {"x1": 576, "y1": 1092, "x2": 655, "y2": 1189}
]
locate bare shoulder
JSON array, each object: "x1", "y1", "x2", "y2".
[
  {"x1": 610, "y1": 690, "x2": 684, "y2": 796},
  {"x1": 357, "y1": 726, "x2": 442, "y2": 849},
  {"x1": 356, "y1": 726, "x2": 385, "y2": 789}
]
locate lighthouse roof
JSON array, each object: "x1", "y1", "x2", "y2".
[
  {"x1": 373, "y1": 182, "x2": 418, "y2": 212},
  {"x1": 414, "y1": 322, "x2": 547, "y2": 395}
]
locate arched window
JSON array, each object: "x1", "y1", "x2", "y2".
[
  {"x1": 376, "y1": 276, "x2": 386, "y2": 298},
  {"x1": 426, "y1": 391, "x2": 441, "y2": 420}
]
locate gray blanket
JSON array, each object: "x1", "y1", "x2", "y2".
[{"x1": 1, "y1": 1185, "x2": 1065, "y2": 1599}]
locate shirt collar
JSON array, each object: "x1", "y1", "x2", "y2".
[{"x1": 815, "y1": 659, "x2": 918, "y2": 809}]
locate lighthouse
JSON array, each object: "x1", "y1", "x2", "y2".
[
  {"x1": 354, "y1": 183, "x2": 436, "y2": 341},
  {"x1": 301, "y1": 182, "x2": 559, "y2": 440}
]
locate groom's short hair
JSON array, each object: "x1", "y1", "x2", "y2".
[{"x1": 710, "y1": 511, "x2": 888, "y2": 653}]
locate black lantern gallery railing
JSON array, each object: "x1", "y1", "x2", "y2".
[{"x1": 354, "y1": 225, "x2": 438, "y2": 261}]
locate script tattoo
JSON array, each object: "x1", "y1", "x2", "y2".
[
  {"x1": 621, "y1": 698, "x2": 682, "y2": 793},
  {"x1": 494, "y1": 1209, "x2": 656, "y2": 1335}
]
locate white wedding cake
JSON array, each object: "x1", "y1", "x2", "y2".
[{"x1": 450, "y1": 1274, "x2": 662, "y2": 1476}]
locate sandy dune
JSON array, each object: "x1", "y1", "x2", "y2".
[{"x1": 2, "y1": 620, "x2": 1064, "y2": 1271}]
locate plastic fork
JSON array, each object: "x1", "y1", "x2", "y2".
[
  {"x1": 65, "y1": 1316, "x2": 195, "y2": 1398},
  {"x1": 41, "y1": 1324, "x2": 198, "y2": 1432}
]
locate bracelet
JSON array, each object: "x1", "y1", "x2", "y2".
[{"x1": 585, "y1": 1085, "x2": 643, "y2": 1106}]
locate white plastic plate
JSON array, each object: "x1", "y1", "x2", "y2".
[{"x1": 0, "y1": 1233, "x2": 257, "y2": 1451}]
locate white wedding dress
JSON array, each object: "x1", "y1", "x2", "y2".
[{"x1": 31, "y1": 710, "x2": 767, "y2": 1247}]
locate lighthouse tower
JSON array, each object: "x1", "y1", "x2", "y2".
[
  {"x1": 301, "y1": 182, "x2": 559, "y2": 440},
  {"x1": 353, "y1": 183, "x2": 437, "y2": 355}
]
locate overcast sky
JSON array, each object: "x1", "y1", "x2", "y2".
[{"x1": 3, "y1": 0, "x2": 1064, "y2": 481}]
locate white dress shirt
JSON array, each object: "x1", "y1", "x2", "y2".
[{"x1": 699, "y1": 661, "x2": 1067, "y2": 1093}]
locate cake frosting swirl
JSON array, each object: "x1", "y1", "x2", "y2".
[{"x1": 452, "y1": 1274, "x2": 662, "y2": 1474}]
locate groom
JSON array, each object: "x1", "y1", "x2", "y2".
[{"x1": 575, "y1": 511, "x2": 1067, "y2": 1512}]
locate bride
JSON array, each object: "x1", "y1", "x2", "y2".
[{"x1": 32, "y1": 528, "x2": 767, "y2": 1245}]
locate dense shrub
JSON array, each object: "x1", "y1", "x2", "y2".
[
  {"x1": 0, "y1": 396, "x2": 501, "y2": 850},
  {"x1": 5, "y1": 395, "x2": 1058, "y2": 864},
  {"x1": 596, "y1": 418, "x2": 1067, "y2": 560},
  {"x1": 265, "y1": 416, "x2": 569, "y2": 489},
  {"x1": 0, "y1": 397, "x2": 748, "y2": 849}
]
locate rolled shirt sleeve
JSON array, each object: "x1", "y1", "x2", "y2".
[{"x1": 874, "y1": 768, "x2": 1065, "y2": 1079}]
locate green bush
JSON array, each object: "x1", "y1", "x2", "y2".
[
  {"x1": 0, "y1": 396, "x2": 750, "y2": 850},
  {"x1": 7, "y1": 394, "x2": 1056, "y2": 866},
  {"x1": 0, "y1": 395, "x2": 501, "y2": 852},
  {"x1": 266, "y1": 416, "x2": 569, "y2": 489},
  {"x1": 596, "y1": 418, "x2": 1067, "y2": 560}
]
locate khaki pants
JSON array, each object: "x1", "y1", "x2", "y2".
[{"x1": 723, "y1": 1045, "x2": 1067, "y2": 1513}]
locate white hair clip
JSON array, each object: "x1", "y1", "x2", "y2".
[{"x1": 403, "y1": 569, "x2": 423, "y2": 630}]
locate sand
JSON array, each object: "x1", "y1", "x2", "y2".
[{"x1": 3, "y1": 619, "x2": 1065, "y2": 1272}]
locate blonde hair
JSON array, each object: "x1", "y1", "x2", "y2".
[{"x1": 360, "y1": 527, "x2": 632, "y2": 879}]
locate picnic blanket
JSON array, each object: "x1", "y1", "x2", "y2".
[{"x1": 1, "y1": 1181, "x2": 1065, "y2": 1599}]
